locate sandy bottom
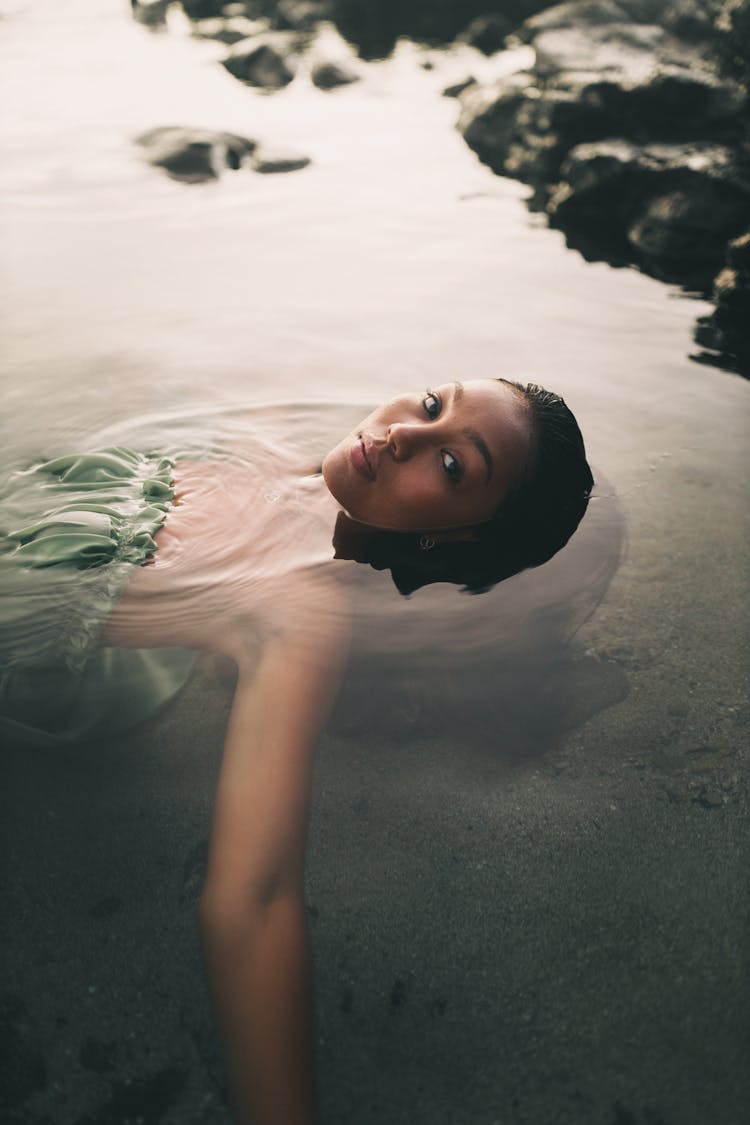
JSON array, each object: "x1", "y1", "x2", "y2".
[{"x1": 2, "y1": 488, "x2": 747, "y2": 1125}]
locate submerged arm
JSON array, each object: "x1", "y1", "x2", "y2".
[{"x1": 199, "y1": 588, "x2": 348, "y2": 1125}]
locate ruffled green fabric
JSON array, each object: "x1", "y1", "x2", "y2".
[
  {"x1": 7, "y1": 447, "x2": 175, "y2": 570},
  {"x1": 0, "y1": 447, "x2": 195, "y2": 746}
]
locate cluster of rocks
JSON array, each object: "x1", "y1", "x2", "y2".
[
  {"x1": 220, "y1": 33, "x2": 359, "y2": 90},
  {"x1": 132, "y1": 2, "x2": 361, "y2": 90},
  {"x1": 131, "y1": 4, "x2": 363, "y2": 189},
  {"x1": 135, "y1": 126, "x2": 311, "y2": 181},
  {"x1": 455, "y1": 0, "x2": 750, "y2": 374},
  {"x1": 131, "y1": 2, "x2": 750, "y2": 373}
]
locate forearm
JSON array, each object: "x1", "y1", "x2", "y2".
[{"x1": 200, "y1": 892, "x2": 318, "y2": 1125}]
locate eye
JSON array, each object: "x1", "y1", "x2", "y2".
[
  {"x1": 441, "y1": 450, "x2": 462, "y2": 483},
  {"x1": 422, "y1": 389, "x2": 441, "y2": 419}
]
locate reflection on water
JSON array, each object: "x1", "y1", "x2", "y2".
[{"x1": 340, "y1": 476, "x2": 626, "y2": 766}]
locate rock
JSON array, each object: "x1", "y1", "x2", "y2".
[
  {"x1": 694, "y1": 231, "x2": 750, "y2": 374},
  {"x1": 190, "y1": 15, "x2": 266, "y2": 43},
  {"x1": 458, "y1": 72, "x2": 610, "y2": 186},
  {"x1": 131, "y1": 0, "x2": 170, "y2": 29},
  {"x1": 513, "y1": 1, "x2": 707, "y2": 43},
  {"x1": 251, "y1": 147, "x2": 311, "y2": 173},
  {"x1": 456, "y1": 13, "x2": 514, "y2": 55},
  {"x1": 459, "y1": 28, "x2": 747, "y2": 187},
  {"x1": 663, "y1": 1, "x2": 725, "y2": 42},
  {"x1": 716, "y1": 0, "x2": 750, "y2": 83},
  {"x1": 136, "y1": 126, "x2": 257, "y2": 182},
  {"x1": 548, "y1": 140, "x2": 750, "y2": 284},
  {"x1": 310, "y1": 58, "x2": 360, "y2": 89},
  {"x1": 512, "y1": 0, "x2": 730, "y2": 54},
  {"x1": 628, "y1": 186, "x2": 750, "y2": 277},
  {"x1": 442, "y1": 76, "x2": 477, "y2": 98},
  {"x1": 532, "y1": 22, "x2": 674, "y2": 80},
  {"x1": 221, "y1": 33, "x2": 301, "y2": 88},
  {"x1": 727, "y1": 229, "x2": 750, "y2": 269},
  {"x1": 456, "y1": 0, "x2": 750, "y2": 372}
]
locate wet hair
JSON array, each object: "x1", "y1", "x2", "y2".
[{"x1": 333, "y1": 379, "x2": 594, "y2": 595}]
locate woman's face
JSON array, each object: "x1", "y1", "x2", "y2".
[{"x1": 322, "y1": 379, "x2": 533, "y2": 533}]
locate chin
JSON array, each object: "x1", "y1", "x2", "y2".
[{"x1": 321, "y1": 445, "x2": 349, "y2": 508}]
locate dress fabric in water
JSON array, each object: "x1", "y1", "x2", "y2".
[{"x1": 0, "y1": 447, "x2": 195, "y2": 746}]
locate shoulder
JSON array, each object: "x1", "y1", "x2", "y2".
[{"x1": 221, "y1": 566, "x2": 352, "y2": 672}]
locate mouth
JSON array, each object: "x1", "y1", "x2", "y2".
[{"x1": 350, "y1": 434, "x2": 375, "y2": 480}]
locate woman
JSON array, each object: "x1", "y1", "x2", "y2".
[{"x1": 2, "y1": 377, "x2": 592, "y2": 1124}]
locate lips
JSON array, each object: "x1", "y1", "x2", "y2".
[{"x1": 351, "y1": 435, "x2": 375, "y2": 480}]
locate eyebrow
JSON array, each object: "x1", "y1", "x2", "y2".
[{"x1": 452, "y1": 382, "x2": 494, "y2": 483}]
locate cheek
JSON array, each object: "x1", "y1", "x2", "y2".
[{"x1": 380, "y1": 474, "x2": 453, "y2": 528}]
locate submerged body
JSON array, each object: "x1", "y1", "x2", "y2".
[{"x1": 2, "y1": 379, "x2": 593, "y2": 1125}]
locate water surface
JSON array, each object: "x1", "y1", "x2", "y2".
[{"x1": 1, "y1": 3, "x2": 748, "y2": 1124}]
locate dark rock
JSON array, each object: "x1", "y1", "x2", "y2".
[
  {"x1": 458, "y1": 72, "x2": 544, "y2": 178},
  {"x1": 716, "y1": 0, "x2": 750, "y2": 83},
  {"x1": 310, "y1": 59, "x2": 360, "y2": 89},
  {"x1": 456, "y1": 13, "x2": 514, "y2": 55},
  {"x1": 532, "y1": 20, "x2": 669, "y2": 77},
  {"x1": 459, "y1": 71, "x2": 623, "y2": 188},
  {"x1": 459, "y1": 21, "x2": 747, "y2": 185},
  {"x1": 131, "y1": 0, "x2": 170, "y2": 29},
  {"x1": 461, "y1": 71, "x2": 745, "y2": 207},
  {"x1": 516, "y1": 2, "x2": 666, "y2": 40},
  {"x1": 455, "y1": 0, "x2": 750, "y2": 374},
  {"x1": 252, "y1": 147, "x2": 311, "y2": 173},
  {"x1": 694, "y1": 231, "x2": 750, "y2": 374},
  {"x1": 727, "y1": 228, "x2": 750, "y2": 268},
  {"x1": 221, "y1": 34, "x2": 301, "y2": 88},
  {"x1": 136, "y1": 126, "x2": 257, "y2": 182},
  {"x1": 628, "y1": 184, "x2": 750, "y2": 275},
  {"x1": 663, "y1": 0, "x2": 725, "y2": 42},
  {"x1": 442, "y1": 76, "x2": 477, "y2": 98},
  {"x1": 548, "y1": 140, "x2": 750, "y2": 285}
]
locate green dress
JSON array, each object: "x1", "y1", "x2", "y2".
[{"x1": 1, "y1": 447, "x2": 195, "y2": 746}]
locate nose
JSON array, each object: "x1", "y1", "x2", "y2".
[{"x1": 386, "y1": 422, "x2": 430, "y2": 461}]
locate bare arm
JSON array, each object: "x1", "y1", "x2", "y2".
[{"x1": 199, "y1": 587, "x2": 348, "y2": 1125}]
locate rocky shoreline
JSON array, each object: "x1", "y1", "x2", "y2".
[
  {"x1": 455, "y1": 0, "x2": 750, "y2": 375},
  {"x1": 132, "y1": 0, "x2": 750, "y2": 375}
]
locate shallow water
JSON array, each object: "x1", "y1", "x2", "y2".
[{"x1": 1, "y1": 2, "x2": 749, "y2": 1124}]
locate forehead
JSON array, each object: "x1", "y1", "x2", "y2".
[
  {"x1": 448, "y1": 378, "x2": 529, "y2": 438},
  {"x1": 451, "y1": 378, "x2": 532, "y2": 500}
]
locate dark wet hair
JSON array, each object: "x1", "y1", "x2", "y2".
[{"x1": 333, "y1": 379, "x2": 594, "y2": 595}]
